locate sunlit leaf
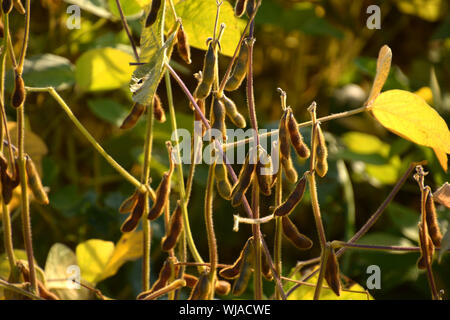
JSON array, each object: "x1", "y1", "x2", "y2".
[
  {"x1": 365, "y1": 45, "x2": 391, "y2": 107},
  {"x1": 76, "y1": 47, "x2": 135, "y2": 91},
  {"x1": 165, "y1": 0, "x2": 246, "y2": 57},
  {"x1": 414, "y1": 86, "x2": 433, "y2": 105},
  {"x1": 76, "y1": 239, "x2": 115, "y2": 284},
  {"x1": 396, "y1": 0, "x2": 447, "y2": 22},
  {"x1": 100, "y1": 231, "x2": 143, "y2": 282},
  {"x1": 45, "y1": 243, "x2": 94, "y2": 300},
  {"x1": 433, "y1": 182, "x2": 450, "y2": 209},
  {"x1": 370, "y1": 90, "x2": 450, "y2": 171},
  {"x1": 286, "y1": 267, "x2": 373, "y2": 300},
  {"x1": 64, "y1": 0, "x2": 113, "y2": 19},
  {"x1": 108, "y1": 0, "x2": 142, "y2": 18}
]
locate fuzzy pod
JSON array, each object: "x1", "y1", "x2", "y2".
[
  {"x1": 2, "y1": 0, "x2": 12, "y2": 14},
  {"x1": 246, "y1": 0, "x2": 256, "y2": 17},
  {"x1": 212, "y1": 97, "x2": 227, "y2": 141},
  {"x1": 153, "y1": 94, "x2": 166, "y2": 123},
  {"x1": 230, "y1": 149, "x2": 257, "y2": 207},
  {"x1": 12, "y1": 73, "x2": 26, "y2": 108},
  {"x1": 282, "y1": 216, "x2": 313, "y2": 250},
  {"x1": 145, "y1": 0, "x2": 162, "y2": 28},
  {"x1": 148, "y1": 145, "x2": 174, "y2": 220},
  {"x1": 183, "y1": 274, "x2": 199, "y2": 288},
  {"x1": 256, "y1": 146, "x2": 273, "y2": 196},
  {"x1": 219, "y1": 237, "x2": 254, "y2": 280},
  {"x1": 25, "y1": 156, "x2": 49, "y2": 205},
  {"x1": 221, "y1": 95, "x2": 246, "y2": 128},
  {"x1": 232, "y1": 237, "x2": 255, "y2": 296},
  {"x1": 324, "y1": 247, "x2": 341, "y2": 297},
  {"x1": 225, "y1": 40, "x2": 249, "y2": 91},
  {"x1": 273, "y1": 174, "x2": 307, "y2": 216},
  {"x1": 161, "y1": 202, "x2": 183, "y2": 251},
  {"x1": 215, "y1": 280, "x2": 231, "y2": 296},
  {"x1": 151, "y1": 258, "x2": 176, "y2": 293},
  {"x1": 120, "y1": 103, "x2": 145, "y2": 129},
  {"x1": 315, "y1": 124, "x2": 328, "y2": 177},
  {"x1": 214, "y1": 160, "x2": 232, "y2": 200},
  {"x1": 13, "y1": 0, "x2": 24, "y2": 14},
  {"x1": 287, "y1": 109, "x2": 310, "y2": 159},
  {"x1": 193, "y1": 98, "x2": 207, "y2": 136},
  {"x1": 195, "y1": 41, "x2": 216, "y2": 99},
  {"x1": 278, "y1": 109, "x2": 291, "y2": 160},
  {"x1": 424, "y1": 187, "x2": 442, "y2": 247},
  {"x1": 120, "y1": 192, "x2": 146, "y2": 232},
  {"x1": 189, "y1": 272, "x2": 211, "y2": 300},
  {"x1": 261, "y1": 249, "x2": 273, "y2": 281},
  {"x1": 0, "y1": 154, "x2": 13, "y2": 204},
  {"x1": 417, "y1": 223, "x2": 435, "y2": 270},
  {"x1": 176, "y1": 23, "x2": 191, "y2": 64},
  {"x1": 281, "y1": 156, "x2": 298, "y2": 183},
  {"x1": 234, "y1": 0, "x2": 247, "y2": 17},
  {"x1": 119, "y1": 190, "x2": 140, "y2": 214}
]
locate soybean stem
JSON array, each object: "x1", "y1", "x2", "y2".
[
  {"x1": 205, "y1": 164, "x2": 217, "y2": 299},
  {"x1": 114, "y1": 0, "x2": 139, "y2": 62}
]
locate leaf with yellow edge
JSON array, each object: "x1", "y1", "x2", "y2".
[
  {"x1": 286, "y1": 267, "x2": 373, "y2": 300},
  {"x1": 99, "y1": 231, "x2": 143, "y2": 282},
  {"x1": 370, "y1": 89, "x2": 450, "y2": 171},
  {"x1": 76, "y1": 239, "x2": 115, "y2": 284},
  {"x1": 433, "y1": 147, "x2": 448, "y2": 172},
  {"x1": 365, "y1": 45, "x2": 392, "y2": 107}
]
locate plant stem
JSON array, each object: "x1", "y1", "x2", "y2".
[
  {"x1": 331, "y1": 240, "x2": 450, "y2": 253},
  {"x1": 17, "y1": 0, "x2": 30, "y2": 74},
  {"x1": 24, "y1": 87, "x2": 151, "y2": 196},
  {"x1": 274, "y1": 165, "x2": 283, "y2": 299},
  {"x1": 114, "y1": 0, "x2": 139, "y2": 62},
  {"x1": 205, "y1": 164, "x2": 217, "y2": 299},
  {"x1": 164, "y1": 71, "x2": 205, "y2": 270},
  {"x1": 0, "y1": 278, "x2": 44, "y2": 300},
  {"x1": 286, "y1": 161, "x2": 424, "y2": 298},
  {"x1": 313, "y1": 243, "x2": 330, "y2": 300},
  {"x1": 140, "y1": 96, "x2": 155, "y2": 291},
  {"x1": 17, "y1": 104, "x2": 38, "y2": 295}
]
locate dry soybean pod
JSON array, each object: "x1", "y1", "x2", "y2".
[
  {"x1": 365, "y1": 45, "x2": 392, "y2": 106},
  {"x1": 176, "y1": 22, "x2": 191, "y2": 64},
  {"x1": 324, "y1": 247, "x2": 341, "y2": 296},
  {"x1": 211, "y1": 95, "x2": 227, "y2": 141},
  {"x1": 232, "y1": 237, "x2": 255, "y2": 296},
  {"x1": 424, "y1": 186, "x2": 442, "y2": 247},
  {"x1": 189, "y1": 271, "x2": 211, "y2": 300},
  {"x1": 282, "y1": 216, "x2": 313, "y2": 250},
  {"x1": 153, "y1": 94, "x2": 166, "y2": 123},
  {"x1": 151, "y1": 257, "x2": 176, "y2": 293},
  {"x1": 221, "y1": 94, "x2": 246, "y2": 128},
  {"x1": 314, "y1": 123, "x2": 328, "y2": 177},
  {"x1": 0, "y1": 154, "x2": 13, "y2": 204},
  {"x1": 25, "y1": 156, "x2": 49, "y2": 205},
  {"x1": 273, "y1": 173, "x2": 306, "y2": 217},
  {"x1": 2, "y1": 0, "x2": 12, "y2": 14},
  {"x1": 195, "y1": 40, "x2": 216, "y2": 99},
  {"x1": 12, "y1": 0, "x2": 24, "y2": 14},
  {"x1": 120, "y1": 102, "x2": 145, "y2": 129},
  {"x1": 183, "y1": 274, "x2": 199, "y2": 288},
  {"x1": 246, "y1": 0, "x2": 256, "y2": 17},
  {"x1": 215, "y1": 280, "x2": 231, "y2": 296},
  {"x1": 214, "y1": 161, "x2": 232, "y2": 200},
  {"x1": 278, "y1": 109, "x2": 291, "y2": 160},
  {"x1": 261, "y1": 248, "x2": 273, "y2": 281},
  {"x1": 230, "y1": 149, "x2": 257, "y2": 207},
  {"x1": 118, "y1": 190, "x2": 140, "y2": 214},
  {"x1": 120, "y1": 191, "x2": 146, "y2": 232},
  {"x1": 225, "y1": 39, "x2": 249, "y2": 92},
  {"x1": 161, "y1": 201, "x2": 183, "y2": 251},
  {"x1": 234, "y1": 0, "x2": 247, "y2": 17},
  {"x1": 12, "y1": 72, "x2": 26, "y2": 108},
  {"x1": 148, "y1": 142, "x2": 174, "y2": 220},
  {"x1": 256, "y1": 146, "x2": 273, "y2": 196},
  {"x1": 417, "y1": 222, "x2": 434, "y2": 270},
  {"x1": 145, "y1": 0, "x2": 162, "y2": 28},
  {"x1": 287, "y1": 108, "x2": 310, "y2": 159},
  {"x1": 219, "y1": 237, "x2": 253, "y2": 279}
]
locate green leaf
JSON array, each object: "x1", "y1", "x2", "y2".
[
  {"x1": 108, "y1": 0, "x2": 142, "y2": 19},
  {"x1": 387, "y1": 203, "x2": 420, "y2": 242},
  {"x1": 286, "y1": 267, "x2": 373, "y2": 300},
  {"x1": 0, "y1": 250, "x2": 27, "y2": 279},
  {"x1": 76, "y1": 239, "x2": 115, "y2": 284},
  {"x1": 45, "y1": 243, "x2": 94, "y2": 300},
  {"x1": 22, "y1": 54, "x2": 75, "y2": 90},
  {"x1": 357, "y1": 232, "x2": 415, "y2": 254},
  {"x1": 87, "y1": 98, "x2": 129, "y2": 126},
  {"x1": 75, "y1": 47, "x2": 135, "y2": 91}
]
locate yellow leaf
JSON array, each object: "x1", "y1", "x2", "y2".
[
  {"x1": 432, "y1": 147, "x2": 448, "y2": 172},
  {"x1": 395, "y1": 0, "x2": 447, "y2": 22},
  {"x1": 365, "y1": 45, "x2": 392, "y2": 107},
  {"x1": 100, "y1": 231, "x2": 143, "y2": 282},
  {"x1": 76, "y1": 239, "x2": 115, "y2": 284},
  {"x1": 414, "y1": 86, "x2": 433, "y2": 105},
  {"x1": 370, "y1": 90, "x2": 450, "y2": 170}
]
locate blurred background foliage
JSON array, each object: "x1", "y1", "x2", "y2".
[{"x1": 0, "y1": 0, "x2": 449, "y2": 300}]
